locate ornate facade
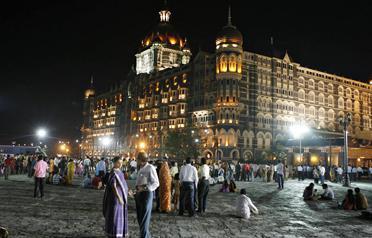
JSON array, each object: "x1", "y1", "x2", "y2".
[{"x1": 82, "y1": 5, "x2": 372, "y2": 165}]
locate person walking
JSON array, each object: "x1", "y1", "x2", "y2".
[
  {"x1": 66, "y1": 159, "x2": 75, "y2": 185},
  {"x1": 197, "y1": 157, "x2": 210, "y2": 214},
  {"x1": 297, "y1": 165, "x2": 304, "y2": 181},
  {"x1": 83, "y1": 157, "x2": 91, "y2": 176},
  {"x1": 276, "y1": 160, "x2": 284, "y2": 189},
  {"x1": 4, "y1": 155, "x2": 11, "y2": 180},
  {"x1": 319, "y1": 165, "x2": 326, "y2": 185},
  {"x1": 179, "y1": 157, "x2": 198, "y2": 217},
  {"x1": 33, "y1": 155, "x2": 48, "y2": 199},
  {"x1": 103, "y1": 156, "x2": 129, "y2": 238},
  {"x1": 135, "y1": 152, "x2": 159, "y2": 238}
]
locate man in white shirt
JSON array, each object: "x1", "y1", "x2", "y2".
[
  {"x1": 130, "y1": 159, "x2": 137, "y2": 173},
  {"x1": 276, "y1": 160, "x2": 284, "y2": 189},
  {"x1": 336, "y1": 166, "x2": 343, "y2": 183},
  {"x1": 319, "y1": 165, "x2": 326, "y2": 185},
  {"x1": 179, "y1": 157, "x2": 198, "y2": 217},
  {"x1": 197, "y1": 157, "x2": 210, "y2": 213},
  {"x1": 135, "y1": 152, "x2": 159, "y2": 238},
  {"x1": 297, "y1": 165, "x2": 304, "y2": 181},
  {"x1": 351, "y1": 166, "x2": 357, "y2": 182},
  {"x1": 320, "y1": 183, "x2": 334, "y2": 200},
  {"x1": 95, "y1": 158, "x2": 106, "y2": 178},
  {"x1": 357, "y1": 166, "x2": 363, "y2": 180},
  {"x1": 83, "y1": 157, "x2": 91, "y2": 176}
]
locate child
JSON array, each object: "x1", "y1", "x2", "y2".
[
  {"x1": 236, "y1": 189, "x2": 258, "y2": 219},
  {"x1": 172, "y1": 173, "x2": 180, "y2": 211}
]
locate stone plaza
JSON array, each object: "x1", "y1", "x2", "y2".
[{"x1": 1, "y1": 176, "x2": 371, "y2": 238}]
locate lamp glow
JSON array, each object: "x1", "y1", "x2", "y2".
[{"x1": 36, "y1": 128, "x2": 47, "y2": 139}]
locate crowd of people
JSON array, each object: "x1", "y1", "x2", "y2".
[{"x1": 1, "y1": 153, "x2": 372, "y2": 238}]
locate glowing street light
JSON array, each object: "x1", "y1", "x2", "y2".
[
  {"x1": 36, "y1": 128, "x2": 47, "y2": 139},
  {"x1": 101, "y1": 137, "x2": 112, "y2": 147},
  {"x1": 139, "y1": 142, "x2": 146, "y2": 150},
  {"x1": 290, "y1": 123, "x2": 309, "y2": 164}
]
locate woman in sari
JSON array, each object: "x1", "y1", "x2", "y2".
[
  {"x1": 159, "y1": 161, "x2": 172, "y2": 213},
  {"x1": 66, "y1": 159, "x2": 75, "y2": 185},
  {"x1": 103, "y1": 156, "x2": 129, "y2": 238}
]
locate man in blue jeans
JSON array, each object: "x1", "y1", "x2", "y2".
[
  {"x1": 276, "y1": 160, "x2": 284, "y2": 189},
  {"x1": 179, "y1": 157, "x2": 199, "y2": 217},
  {"x1": 135, "y1": 152, "x2": 159, "y2": 238}
]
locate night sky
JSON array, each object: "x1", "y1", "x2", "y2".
[{"x1": 1, "y1": 0, "x2": 371, "y2": 144}]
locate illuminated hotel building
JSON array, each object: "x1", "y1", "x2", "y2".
[{"x1": 82, "y1": 5, "x2": 372, "y2": 165}]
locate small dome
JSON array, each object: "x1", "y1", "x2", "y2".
[
  {"x1": 216, "y1": 6, "x2": 243, "y2": 46},
  {"x1": 142, "y1": 23, "x2": 185, "y2": 49},
  {"x1": 216, "y1": 25, "x2": 243, "y2": 45},
  {"x1": 85, "y1": 89, "x2": 95, "y2": 99},
  {"x1": 141, "y1": 9, "x2": 186, "y2": 50}
]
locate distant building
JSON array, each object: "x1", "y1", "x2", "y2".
[{"x1": 81, "y1": 4, "x2": 372, "y2": 167}]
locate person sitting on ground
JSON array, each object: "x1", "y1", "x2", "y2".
[
  {"x1": 341, "y1": 189, "x2": 356, "y2": 210},
  {"x1": 52, "y1": 170, "x2": 63, "y2": 185},
  {"x1": 81, "y1": 174, "x2": 92, "y2": 188},
  {"x1": 303, "y1": 183, "x2": 317, "y2": 201},
  {"x1": 319, "y1": 184, "x2": 334, "y2": 200},
  {"x1": 236, "y1": 189, "x2": 258, "y2": 219},
  {"x1": 229, "y1": 180, "x2": 237, "y2": 193},
  {"x1": 355, "y1": 187, "x2": 368, "y2": 210},
  {"x1": 220, "y1": 180, "x2": 230, "y2": 193},
  {"x1": 92, "y1": 175, "x2": 102, "y2": 190}
]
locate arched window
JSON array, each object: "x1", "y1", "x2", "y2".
[
  {"x1": 354, "y1": 101, "x2": 360, "y2": 112},
  {"x1": 319, "y1": 107, "x2": 325, "y2": 119},
  {"x1": 346, "y1": 88, "x2": 352, "y2": 98},
  {"x1": 309, "y1": 106, "x2": 316, "y2": 117},
  {"x1": 318, "y1": 93, "x2": 324, "y2": 105},
  {"x1": 220, "y1": 55, "x2": 227, "y2": 72},
  {"x1": 327, "y1": 109, "x2": 334, "y2": 121},
  {"x1": 298, "y1": 89, "x2": 305, "y2": 100},
  {"x1": 298, "y1": 104, "x2": 305, "y2": 115},
  {"x1": 308, "y1": 91, "x2": 315, "y2": 102},
  {"x1": 308, "y1": 79, "x2": 315, "y2": 88},
  {"x1": 346, "y1": 99, "x2": 352, "y2": 110},
  {"x1": 338, "y1": 97, "x2": 344, "y2": 109},
  {"x1": 328, "y1": 95, "x2": 334, "y2": 107},
  {"x1": 328, "y1": 84, "x2": 333, "y2": 93},
  {"x1": 353, "y1": 90, "x2": 359, "y2": 100},
  {"x1": 318, "y1": 81, "x2": 324, "y2": 91},
  {"x1": 257, "y1": 133, "x2": 264, "y2": 149},
  {"x1": 229, "y1": 54, "x2": 237, "y2": 72},
  {"x1": 338, "y1": 86, "x2": 344, "y2": 96},
  {"x1": 264, "y1": 133, "x2": 271, "y2": 149}
]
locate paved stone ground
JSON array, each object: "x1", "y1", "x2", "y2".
[{"x1": 1, "y1": 175, "x2": 372, "y2": 238}]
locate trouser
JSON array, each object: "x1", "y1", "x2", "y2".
[
  {"x1": 351, "y1": 173, "x2": 356, "y2": 181},
  {"x1": 337, "y1": 174, "x2": 342, "y2": 183},
  {"x1": 241, "y1": 171, "x2": 246, "y2": 181},
  {"x1": 179, "y1": 182, "x2": 195, "y2": 216},
  {"x1": 34, "y1": 177, "x2": 44, "y2": 198},
  {"x1": 277, "y1": 174, "x2": 284, "y2": 189},
  {"x1": 197, "y1": 180, "x2": 209, "y2": 213},
  {"x1": 83, "y1": 165, "x2": 90, "y2": 176},
  {"x1": 298, "y1": 171, "x2": 303, "y2": 181},
  {"x1": 320, "y1": 175, "x2": 325, "y2": 184},
  {"x1": 235, "y1": 172, "x2": 240, "y2": 181},
  {"x1": 135, "y1": 191, "x2": 153, "y2": 238},
  {"x1": 155, "y1": 188, "x2": 160, "y2": 211},
  {"x1": 4, "y1": 167, "x2": 10, "y2": 180}
]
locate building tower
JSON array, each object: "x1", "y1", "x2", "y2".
[
  {"x1": 135, "y1": 2, "x2": 191, "y2": 74},
  {"x1": 81, "y1": 77, "x2": 95, "y2": 156},
  {"x1": 214, "y1": 6, "x2": 243, "y2": 159}
]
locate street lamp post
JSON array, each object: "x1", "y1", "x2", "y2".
[
  {"x1": 290, "y1": 123, "x2": 309, "y2": 165},
  {"x1": 339, "y1": 113, "x2": 352, "y2": 187}
]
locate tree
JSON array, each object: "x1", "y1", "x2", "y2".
[{"x1": 164, "y1": 127, "x2": 200, "y2": 160}]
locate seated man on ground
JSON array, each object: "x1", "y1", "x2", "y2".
[
  {"x1": 341, "y1": 189, "x2": 356, "y2": 210},
  {"x1": 229, "y1": 180, "x2": 237, "y2": 193},
  {"x1": 81, "y1": 174, "x2": 92, "y2": 188},
  {"x1": 319, "y1": 184, "x2": 334, "y2": 200},
  {"x1": 303, "y1": 183, "x2": 317, "y2": 201},
  {"x1": 236, "y1": 189, "x2": 258, "y2": 219},
  {"x1": 220, "y1": 180, "x2": 230, "y2": 193},
  {"x1": 52, "y1": 170, "x2": 63, "y2": 185},
  {"x1": 355, "y1": 187, "x2": 368, "y2": 210}
]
